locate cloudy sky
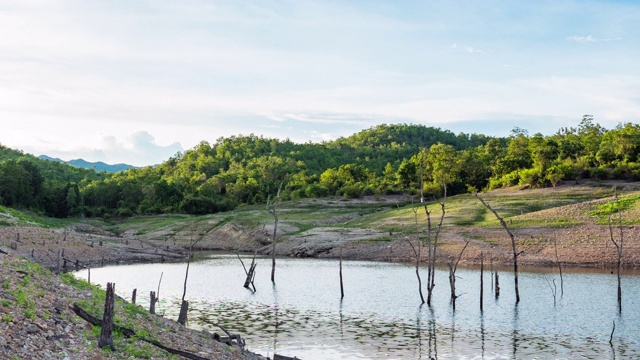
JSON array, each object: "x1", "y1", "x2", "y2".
[{"x1": 1, "y1": 1, "x2": 639, "y2": 166}]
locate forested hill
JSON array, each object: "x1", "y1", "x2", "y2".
[
  {"x1": 38, "y1": 155, "x2": 136, "y2": 173},
  {"x1": 2, "y1": 119, "x2": 640, "y2": 218}
]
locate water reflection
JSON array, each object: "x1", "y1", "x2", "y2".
[{"x1": 76, "y1": 255, "x2": 640, "y2": 359}]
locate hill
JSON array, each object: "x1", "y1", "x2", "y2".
[
  {"x1": 39, "y1": 155, "x2": 135, "y2": 173},
  {"x1": 4, "y1": 180, "x2": 636, "y2": 270}
]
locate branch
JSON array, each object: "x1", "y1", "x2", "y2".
[{"x1": 72, "y1": 304, "x2": 212, "y2": 360}]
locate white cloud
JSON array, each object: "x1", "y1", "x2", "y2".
[{"x1": 567, "y1": 35, "x2": 595, "y2": 43}]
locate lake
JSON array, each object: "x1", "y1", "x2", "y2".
[{"x1": 74, "y1": 254, "x2": 640, "y2": 359}]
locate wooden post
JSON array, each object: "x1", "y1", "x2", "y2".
[
  {"x1": 149, "y1": 291, "x2": 156, "y2": 314},
  {"x1": 177, "y1": 300, "x2": 189, "y2": 325},
  {"x1": 88, "y1": 267, "x2": 91, "y2": 284},
  {"x1": 131, "y1": 289, "x2": 137, "y2": 305},
  {"x1": 494, "y1": 271, "x2": 500, "y2": 298},
  {"x1": 98, "y1": 282, "x2": 116, "y2": 350}
]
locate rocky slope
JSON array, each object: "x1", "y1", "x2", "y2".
[{"x1": 0, "y1": 247, "x2": 265, "y2": 360}]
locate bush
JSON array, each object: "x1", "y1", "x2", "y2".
[
  {"x1": 518, "y1": 168, "x2": 540, "y2": 188},
  {"x1": 341, "y1": 184, "x2": 364, "y2": 198},
  {"x1": 591, "y1": 167, "x2": 610, "y2": 180},
  {"x1": 304, "y1": 184, "x2": 328, "y2": 198}
]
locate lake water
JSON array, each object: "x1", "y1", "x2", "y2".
[{"x1": 75, "y1": 254, "x2": 640, "y2": 359}]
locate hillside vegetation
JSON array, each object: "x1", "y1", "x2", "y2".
[
  {"x1": 2, "y1": 181, "x2": 637, "y2": 269},
  {"x1": 3, "y1": 118, "x2": 640, "y2": 220}
]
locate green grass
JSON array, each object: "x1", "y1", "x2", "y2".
[{"x1": 588, "y1": 195, "x2": 640, "y2": 217}]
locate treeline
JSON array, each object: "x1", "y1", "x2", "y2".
[
  {"x1": 2, "y1": 118, "x2": 640, "y2": 218},
  {"x1": 0, "y1": 145, "x2": 102, "y2": 217}
]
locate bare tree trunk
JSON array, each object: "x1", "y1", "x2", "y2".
[
  {"x1": 490, "y1": 256, "x2": 494, "y2": 291},
  {"x1": 267, "y1": 183, "x2": 283, "y2": 284},
  {"x1": 409, "y1": 206, "x2": 425, "y2": 304},
  {"x1": 476, "y1": 193, "x2": 520, "y2": 304},
  {"x1": 156, "y1": 272, "x2": 163, "y2": 305},
  {"x1": 177, "y1": 300, "x2": 189, "y2": 325},
  {"x1": 150, "y1": 291, "x2": 156, "y2": 314},
  {"x1": 339, "y1": 247, "x2": 345, "y2": 299},
  {"x1": 448, "y1": 239, "x2": 470, "y2": 309},
  {"x1": 608, "y1": 189, "x2": 624, "y2": 313},
  {"x1": 480, "y1": 252, "x2": 484, "y2": 312},
  {"x1": 554, "y1": 234, "x2": 564, "y2": 296},
  {"x1": 237, "y1": 252, "x2": 256, "y2": 291},
  {"x1": 178, "y1": 229, "x2": 204, "y2": 325},
  {"x1": 99, "y1": 282, "x2": 116, "y2": 351}
]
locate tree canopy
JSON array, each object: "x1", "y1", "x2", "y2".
[{"x1": 2, "y1": 119, "x2": 639, "y2": 217}]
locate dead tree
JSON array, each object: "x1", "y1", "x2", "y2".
[
  {"x1": 178, "y1": 230, "x2": 204, "y2": 325},
  {"x1": 339, "y1": 247, "x2": 345, "y2": 300},
  {"x1": 237, "y1": 252, "x2": 257, "y2": 292},
  {"x1": 407, "y1": 206, "x2": 425, "y2": 304},
  {"x1": 480, "y1": 252, "x2": 484, "y2": 312},
  {"x1": 608, "y1": 190, "x2": 624, "y2": 313},
  {"x1": 156, "y1": 272, "x2": 163, "y2": 306},
  {"x1": 150, "y1": 291, "x2": 157, "y2": 314},
  {"x1": 544, "y1": 276, "x2": 557, "y2": 307},
  {"x1": 476, "y1": 193, "x2": 521, "y2": 304},
  {"x1": 448, "y1": 239, "x2": 470, "y2": 309},
  {"x1": 267, "y1": 182, "x2": 283, "y2": 284},
  {"x1": 99, "y1": 282, "x2": 116, "y2": 351},
  {"x1": 553, "y1": 234, "x2": 564, "y2": 296}
]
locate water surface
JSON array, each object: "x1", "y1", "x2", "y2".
[{"x1": 75, "y1": 254, "x2": 640, "y2": 359}]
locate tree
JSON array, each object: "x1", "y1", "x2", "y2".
[
  {"x1": 476, "y1": 193, "x2": 521, "y2": 304},
  {"x1": 267, "y1": 183, "x2": 283, "y2": 284}
]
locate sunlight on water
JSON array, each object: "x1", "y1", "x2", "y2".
[{"x1": 76, "y1": 254, "x2": 640, "y2": 359}]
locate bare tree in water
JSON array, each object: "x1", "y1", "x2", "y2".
[
  {"x1": 476, "y1": 193, "x2": 522, "y2": 304},
  {"x1": 607, "y1": 188, "x2": 624, "y2": 313},
  {"x1": 267, "y1": 182, "x2": 283, "y2": 284}
]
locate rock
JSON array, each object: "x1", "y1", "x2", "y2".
[
  {"x1": 26, "y1": 324, "x2": 39, "y2": 334},
  {"x1": 35, "y1": 320, "x2": 48, "y2": 331}
]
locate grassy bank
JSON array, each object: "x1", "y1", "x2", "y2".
[{"x1": 0, "y1": 250, "x2": 263, "y2": 359}]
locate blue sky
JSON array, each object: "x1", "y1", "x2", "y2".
[{"x1": 1, "y1": 0, "x2": 639, "y2": 166}]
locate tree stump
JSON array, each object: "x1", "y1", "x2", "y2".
[
  {"x1": 99, "y1": 282, "x2": 116, "y2": 350},
  {"x1": 177, "y1": 300, "x2": 189, "y2": 325},
  {"x1": 149, "y1": 291, "x2": 156, "y2": 314}
]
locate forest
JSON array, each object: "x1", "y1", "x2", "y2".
[{"x1": 2, "y1": 116, "x2": 640, "y2": 218}]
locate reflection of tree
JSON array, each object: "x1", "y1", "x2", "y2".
[
  {"x1": 427, "y1": 307, "x2": 438, "y2": 360},
  {"x1": 512, "y1": 305, "x2": 520, "y2": 358},
  {"x1": 271, "y1": 285, "x2": 280, "y2": 358},
  {"x1": 416, "y1": 305, "x2": 422, "y2": 360},
  {"x1": 480, "y1": 314, "x2": 485, "y2": 359}
]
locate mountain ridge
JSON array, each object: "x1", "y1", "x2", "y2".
[{"x1": 38, "y1": 155, "x2": 135, "y2": 173}]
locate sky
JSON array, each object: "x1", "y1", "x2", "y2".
[{"x1": 1, "y1": 0, "x2": 639, "y2": 166}]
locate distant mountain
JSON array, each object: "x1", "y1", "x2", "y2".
[{"x1": 38, "y1": 155, "x2": 135, "y2": 173}]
